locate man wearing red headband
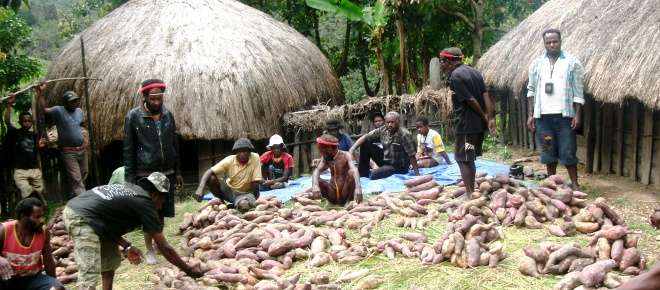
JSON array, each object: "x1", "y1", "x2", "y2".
[
  {"x1": 310, "y1": 134, "x2": 362, "y2": 205},
  {"x1": 123, "y1": 78, "x2": 183, "y2": 264},
  {"x1": 439, "y1": 47, "x2": 495, "y2": 194}
]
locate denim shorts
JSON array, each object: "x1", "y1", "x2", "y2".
[{"x1": 535, "y1": 114, "x2": 578, "y2": 166}]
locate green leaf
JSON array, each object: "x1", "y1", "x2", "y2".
[{"x1": 305, "y1": 0, "x2": 363, "y2": 22}]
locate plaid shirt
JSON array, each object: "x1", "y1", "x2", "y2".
[
  {"x1": 366, "y1": 126, "x2": 416, "y2": 168},
  {"x1": 527, "y1": 50, "x2": 585, "y2": 118}
]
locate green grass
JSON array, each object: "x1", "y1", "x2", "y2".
[{"x1": 66, "y1": 188, "x2": 659, "y2": 290}]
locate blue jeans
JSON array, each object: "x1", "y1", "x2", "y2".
[
  {"x1": 0, "y1": 273, "x2": 64, "y2": 290},
  {"x1": 535, "y1": 114, "x2": 578, "y2": 166}
]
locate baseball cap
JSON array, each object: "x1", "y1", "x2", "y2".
[
  {"x1": 63, "y1": 91, "x2": 80, "y2": 102},
  {"x1": 146, "y1": 172, "x2": 170, "y2": 193}
]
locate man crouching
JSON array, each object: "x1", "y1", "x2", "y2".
[{"x1": 311, "y1": 134, "x2": 362, "y2": 205}]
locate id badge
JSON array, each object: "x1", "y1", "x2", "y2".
[{"x1": 545, "y1": 82, "x2": 554, "y2": 94}]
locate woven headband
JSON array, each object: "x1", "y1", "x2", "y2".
[
  {"x1": 316, "y1": 137, "x2": 338, "y2": 146},
  {"x1": 138, "y1": 82, "x2": 166, "y2": 93},
  {"x1": 439, "y1": 51, "x2": 463, "y2": 60}
]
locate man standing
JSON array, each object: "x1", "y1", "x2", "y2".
[
  {"x1": 415, "y1": 116, "x2": 452, "y2": 168},
  {"x1": 350, "y1": 111, "x2": 419, "y2": 180},
  {"x1": 357, "y1": 112, "x2": 385, "y2": 177},
  {"x1": 439, "y1": 47, "x2": 495, "y2": 194},
  {"x1": 311, "y1": 134, "x2": 362, "y2": 205},
  {"x1": 36, "y1": 84, "x2": 88, "y2": 196},
  {"x1": 0, "y1": 197, "x2": 64, "y2": 290},
  {"x1": 4, "y1": 95, "x2": 47, "y2": 203},
  {"x1": 63, "y1": 172, "x2": 202, "y2": 290},
  {"x1": 260, "y1": 134, "x2": 294, "y2": 191},
  {"x1": 194, "y1": 138, "x2": 262, "y2": 212},
  {"x1": 526, "y1": 29, "x2": 584, "y2": 189},
  {"x1": 123, "y1": 79, "x2": 183, "y2": 264}
]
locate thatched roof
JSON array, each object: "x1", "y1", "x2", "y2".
[
  {"x1": 44, "y1": 0, "x2": 342, "y2": 148},
  {"x1": 478, "y1": 0, "x2": 660, "y2": 108},
  {"x1": 283, "y1": 86, "x2": 453, "y2": 131}
]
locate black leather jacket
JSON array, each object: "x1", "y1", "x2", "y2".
[{"x1": 123, "y1": 105, "x2": 180, "y2": 183}]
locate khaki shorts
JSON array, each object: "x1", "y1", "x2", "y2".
[
  {"x1": 13, "y1": 168, "x2": 44, "y2": 198},
  {"x1": 62, "y1": 207, "x2": 122, "y2": 289}
]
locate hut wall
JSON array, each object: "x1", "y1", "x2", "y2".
[{"x1": 502, "y1": 92, "x2": 660, "y2": 188}]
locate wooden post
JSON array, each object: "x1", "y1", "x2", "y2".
[
  {"x1": 592, "y1": 103, "x2": 602, "y2": 173},
  {"x1": 293, "y1": 132, "x2": 301, "y2": 178},
  {"x1": 518, "y1": 96, "x2": 525, "y2": 148},
  {"x1": 584, "y1": 97, "x2": 594, "y2": 173},
  {"x1": 510, "y1": 94, "x2": 519, "y2": 146},
  {"x1": 630, "y1": 101, "x2": 640, "y2": 181},
  {"x1": 600, "y1": 104, "x2": 613, "y2": 174},
  {"x1": 500, "y1": 92, "x2": 508, "y2": 144},
  {"x1": 616, "y1": 104, "x2": 625, "y2": 176},
  {"x1": 640, "y1": 107, "x2": 654, "y2": 185},
  {"x1": 80, "y1": 37, "x2": 100, "y2": 186}
]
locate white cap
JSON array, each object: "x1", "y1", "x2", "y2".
[{"x1": 267, "y1": 134, "x2": 284, "y2": 149}]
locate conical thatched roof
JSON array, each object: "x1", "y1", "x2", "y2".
[
  {"x1": 44, "y1": 0, "x2": 343, "y2": 148},
  {"x1": 478, "y1": 0, "x2": 660, "y2": 108}
]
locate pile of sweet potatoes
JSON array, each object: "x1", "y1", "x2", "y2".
[
  {"x1": 47, "y1": 209, "x2": 78, "y2": 284},
  {"x1": 572, "y1": 197, "x2": 626, "y2": 235}
]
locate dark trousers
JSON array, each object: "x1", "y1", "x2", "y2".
[{"x1": 358, "y1": 141, "x2": 384, "y2": 177}]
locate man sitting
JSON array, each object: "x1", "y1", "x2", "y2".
[
  {"x1": 357, "y1": 112, "x2": 385, "y2": 177},
  {"x1": 0, "y1": 198, "x2": 63, "y2": 290},
  {"x1": 325, "y1": 119, "x2": 353, "y2": 151},
  {"x1": 310, "y1": 134, "x2": 362, "y2": 205},
  {"x1": 194, "y1": 138, "x2": 262, "y2": 211},
  {"x1": 415, "y1": 116, "x2": 452, "y2": 168},
  {"x1": 350, "y1": 111, "x2": 419, "y2": 179},
  {"x1": 260, "y1": 134, "x2": 294, "y2": 190}
]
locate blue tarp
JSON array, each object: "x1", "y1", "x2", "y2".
[{"x1": 205, "y1": 153, "x2": 509, "y2": 203}]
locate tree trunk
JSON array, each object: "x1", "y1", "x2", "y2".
[
  {"x1": 470, "y1": 0, "x2": 485, "y2": 64},
  {"x1": 313, "y1": 10, "x2": 322, "y2": 49},
  {"x1": 360, "y1": 61, "x2": 374, "y2": 97},
  {"x1": 375, "y1": 39, "x2": 391, "y2": 95},
  {"x1": 335, "y1": 20, "x2": 352, "y2": 77},
  {"x1": 395, "y1": 8, "x2": 408, "y2": 94}
]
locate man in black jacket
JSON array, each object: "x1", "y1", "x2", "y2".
[{"x1": 123, "y1": 79, "x2": 182, "y2": 265}]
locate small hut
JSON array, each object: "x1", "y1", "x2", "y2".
[
  {"x1": 43, "y1": 0, "x2": 342, "y2": 180},
  {"x1": 478, "y1": 0, "x2": 660, "y2": 186}
]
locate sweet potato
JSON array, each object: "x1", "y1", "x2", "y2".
[
  {"x1": 466, "y1": 238, "x2": 481, "y2": 267},
  {"x1": 406, "y1": 180, "x2": 439, "y2": 194},
  {"x1": 235, "y1": 229, "x2": 268, "y2": 249},
  {"x1": 404, "y1": 175, "x2": 433, "y2": 187},
  {"x1": 650, "y1": 209, "x2": 660, "y2": 229},
  {"x1": 267, "y1": 238, "x2": 294, "y2": 257},
  {"x1": 355, "y1": 275, "x2": 384, "y2": 290},
  {"x1": 310, "y1": 272, "x2": 331, "y2": 284},
  {"x1": 602, "y1": 272, "x2": 623, "y2": 288},
  {"x1": 547, "y1": 256, "x2": 576, "y2": 275},
  {"x1": 554, "y1": 272, "x2": 580, "y2": 290},
  {"x1": 589, "y1": 225, "x2": 628, "y2": 246},
  {"x1": 545, "y1": 245, "x2": 594, "y2": 271},
  {"x1": 548, "y1": 224, "x2": 567, "y2": 237},
  {"x1": 519, "y1": 256, "x2": 539, "y2": 277},
  {"x1": 308, "y1": 252, "x2": 332, "y2": 267},
  {"x1": 409, "y1": 187, "x2": 441, "y2": 200},
  {"x1": 596, "y1": 238, "x2": 611, "y2": 260},
  {"x1": 622, "y1": 266, "x2": 640, "y2": 275},
  {"x1": 524, "y1": 215, "x2": 543, "y2": 229},
  {"x1": 401, "y1": 232, "x2": 427, "y2": 243},
  {"x1": 207, "y1": 273, "x2": 247, "y2": 284},
  {"x1": 610, "y1": 239, "x2": 624, "y2": 264},
  {"x1": 593, "y1": 197, "x2": 625, "y2": 225},
  {"x1": 451, "y1": 187, "x2": 467, "y2": 198},
  {"x1": 619, "y1": 248, "x2": 641, "y2": 270},
  {"x1": 524, "y1": 247, "x2": 549, "y2": 264},
  {"x1": 575, "y1": 222, "x2": 600, "y2": 234},
  {"x1": 336, "y1": 269, "x2": 369, "y2": 283},
  {"x1": 624, "y1": 233, "x2": 640, "y2": 248},
  {"x1": 578, "y1": 259, "x2": 616, "y2": 287},
  {"x1": 568, "y1": 258, "x2": 595, "y2": 272}
]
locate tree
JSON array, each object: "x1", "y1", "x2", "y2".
[{"x1": 1, "y1": 0, "x2": 29, "y2": 11}]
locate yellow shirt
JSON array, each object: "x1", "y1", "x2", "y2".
[
  {"x1": 416, "y1": 129, "x2": 446, "y2": 162},
  {"x1": 211, "y1": 153, "x2": 263, "y2": 193}
]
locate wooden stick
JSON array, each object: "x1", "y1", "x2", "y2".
[{"x1": 1, "y1": 77, "x2": 103, "y2": 101}]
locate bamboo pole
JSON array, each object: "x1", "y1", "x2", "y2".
[{"x1": 80, "y1": 37, "x2": 100, "y2": 186}]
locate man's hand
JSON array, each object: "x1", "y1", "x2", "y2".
[
  {"x1": 38, "y1": 137, "x2": 47, "y2": 149},
  {"x1": 207, "y1": 198, "x2": 223, "y2": 207},
  {"x1": 0, "y1": 257, "x2": 13, "y2": 280},
  {"x1": 526, "y1": 116, "x2": 536, "y2": 132},
  {"x1": 263, "y1": 180, "x2": 275, "y2": 186},
  {"x1": 311, "y1": 187, "x2": 321, "y2": 199},
  {"x1": 488, "y1": 118, "x2": 497, "y2": 136},
  {"x1": 125, "y1": 246, "x2": 143, "y2": 265},
  {"x1": 193, "y1": 188, "x2": 204, "y2": 202},
  {"x1": 176, "y1": 175, "x2": 184, "y2": 190},
  {"x1": 571, "y1": 116, "x2": 581, "y2": 130},
  {"x1": 354, "y1": 189, "x2": 363, "y2": 203}
]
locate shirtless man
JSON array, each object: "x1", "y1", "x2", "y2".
[{"x1": 311, "y1": 134, "x2": 362, "y2": 205}]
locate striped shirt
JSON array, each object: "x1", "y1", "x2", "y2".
[{"x1": 527, "y1": 50, "x2": 585, "y2": 118}]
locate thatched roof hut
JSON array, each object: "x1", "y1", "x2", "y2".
[
  {"x1": 477, "y1": 0, "x2": 660, "y2": 107},
  {"x1": 44, "y1": 0, "x2": 342, "y2": 149}
]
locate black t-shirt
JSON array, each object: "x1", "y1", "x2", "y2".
[
  {"x1": 5, "y1": 128, "x2": 39, "y2": 169},
  {"x1": 449, "y1": 64, "x2": 488, "y2": 134},
  {"x1": 67, "y1": 183, "x2": 162, "y2": 240}
]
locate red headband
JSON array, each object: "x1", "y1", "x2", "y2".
[
  {"x1": 138, "y1": 82, "x2": 166, "y2": 93},
  {"x1": 316, "y1": 137, "x2": 338, "y2": 146},
  {"x1": 439, "y1": 51, "x2": 463, "y2": 60}
]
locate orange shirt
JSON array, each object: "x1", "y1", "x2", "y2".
[{"x1": 1, "y1": 220, "x2": 45, "y2": 277}]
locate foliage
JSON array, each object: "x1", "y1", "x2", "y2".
[
  {"x1": 1, "y1": 0, "x2": 30, "y2": 11},
  {"x1": 58, "y1": 0, "x2": 126, "y2": 40},
  {"x1": 0, "y1": 7, "x2": 41, "y2": 94}
]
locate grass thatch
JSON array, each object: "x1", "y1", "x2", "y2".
[
  {"x1": 477, "y1": 0, "x2": 660, "y2": 107},
  {"x1": 43, "y1": 0, "x2": 343, "y2": 149},
  {"x1": 283, "y1": 86, "x2": 454, "y2": 132}
]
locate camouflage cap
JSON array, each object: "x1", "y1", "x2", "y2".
[{"x1": 147, "y1": 172, "x2": 170, "y2": 193}]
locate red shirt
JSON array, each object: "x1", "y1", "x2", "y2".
[
  {"x1": 1, "y1": 220, "x2": 45, "y2": 277},
  {"x1": 260, "y1": 151, "x2": 294, "y2": 169}
]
